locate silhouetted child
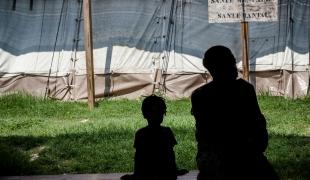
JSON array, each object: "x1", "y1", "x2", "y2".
[{"x1": 121, "y1": 95, "x2": 187, "y2": 180}]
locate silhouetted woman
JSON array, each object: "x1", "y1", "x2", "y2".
[{"x1": 191, "y1": 46, "x2": 278, "y2": 180}]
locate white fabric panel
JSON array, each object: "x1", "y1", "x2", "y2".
[
  {"x1": 0, "y1": 50, "x2": 72, "y2": 77},
  {"x1": 109, "y1": 46, "x2": 156, "y2": 74},
  {"x1": 74, "y1": 46, "x2": 158, "y2": 74},
  {"x1": 164, "y1": 50, "x2": 206, "y2": 74},
  {"x1": 281, "y1": 47, "x2": 309, "y2": 71},
  {"x1": 74, "y1": 49, "x2": 106, "y2": 75},
  {"x1": 237, "y1": 48, "x2": 309, "y2": 72}
]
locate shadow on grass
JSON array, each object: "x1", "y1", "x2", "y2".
[
  {"x1": 0, "y1": 130, "x2": 135, "y2": 175},
  {"x1": 0, "y1": 133, "x2": 309, "y2": 180},
  {"x1": 267, "y1": 134, "x2": 310, "y2": 180}
]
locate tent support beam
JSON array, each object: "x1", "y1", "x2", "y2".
[
  {"x1": 83, "y1": 0, "x2": 95, "y2": 110},
  {"x1": 308, "y1": 43, "x2": 310, "y2": 95},
  {"x1": 241, "y1": 21, "x2": 250, "y2": 81}
]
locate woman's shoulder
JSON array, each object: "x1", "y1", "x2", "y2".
[
  {"x1": 236, "y1": 78, "x2": 254, "y2": 89},
  {"x1": 192, "y1": 82, "x2": 214, "y2": 96}
]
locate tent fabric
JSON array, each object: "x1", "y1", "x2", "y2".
[
  {"x1": 0, "y1": 0, "x2": 309, "y2": 99},
  {"x1": 0, "y1": 71, "x2": 308, "y2": 100}
]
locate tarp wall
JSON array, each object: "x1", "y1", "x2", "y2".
[{"x1": 0, "y1": 0, "x2": 309, "y2": 99}]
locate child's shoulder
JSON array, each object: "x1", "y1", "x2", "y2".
[
  {"x1": 136, "y1": 125, "x2": 173, "y2": 133},
  {"x1": 136, "y1": 126, "x2": 173, "y2": 134},
  {"x1": 160, "y1": 126, "x2": 175, "y2": 136},
  {"x1": 135, "y1": 126, "x2": 148, "y2": 134},
  {"x1": 160, "y1": 126, "x2": 177, "y2": 145},
  {"x1": 160, "y1": 125, "x2": 173, "y2": 131}
]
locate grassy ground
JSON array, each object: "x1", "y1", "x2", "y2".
[{"x1": 0, "y1": 93, "x2": 309, "y2": 179}]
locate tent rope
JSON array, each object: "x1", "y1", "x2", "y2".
[
  {"x1": 161, "y1": 0, "x2": 187, "y2": 93},
  {"x1": 12, "y1": 0, "x2": 16, "y2": 10},
  {"x1": 70, "y1": 0, "x2": 83, "y2": 68},
  {"x1": 160, "y1": 0, "x2": 176, "y2": 93},
  {"x1": 35, "y1": 0, "x2": 46, "y2": 73},
  {"x1": 53, "y1": 0, "x2": 70, "y2": 98},
  {"x1": 44, "y1": 0, "x2": 67, "y2": 99},
  {"x1": 30, "y1": 0, "x2": 34, "y2": 10},
  {"x1": 66, "y1": 0, "x2": 83, "y2": 99}
]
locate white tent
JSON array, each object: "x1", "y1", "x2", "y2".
[{"x1": 0, "y1": 0, "x2": 309, "y2": 99}]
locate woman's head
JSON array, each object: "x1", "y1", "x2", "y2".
[{"x1": 203, "y1": 46, "x2": 238, "y2": 82}]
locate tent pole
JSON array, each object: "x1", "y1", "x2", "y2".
[
  {"x1": 241, "y1": 21, "x2": 250, "y2": 81},
  {"x1": 152, "y1": 69, "x2": 159, "y2": 95},
  {"x1": 308, "y1": 40, "x2": 310, "y2": 95},
  {"x1": 289, "y1": 4, "x2": 295, "y2": 98},
  {"x1": 241, "y1": 1, "x2": 249, "y2": 81},
  {"x1": 83, "y1": 0, "x2": 95, "y2": 110}
]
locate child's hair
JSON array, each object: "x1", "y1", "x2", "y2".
[{"x1": 141, "y1": 95, "x2": 166, "y2": 119}]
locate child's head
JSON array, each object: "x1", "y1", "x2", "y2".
[{"x1": 141, "y1": 95, "x2": 166, "y2": 126}]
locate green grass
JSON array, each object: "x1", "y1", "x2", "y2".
[{"x1": 0, "y1": 93, "x2": 309, "y2": 179}]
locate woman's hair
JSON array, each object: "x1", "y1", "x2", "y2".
[{"x1": 203, "y1": 45, "x2": 238, "y2": 80}]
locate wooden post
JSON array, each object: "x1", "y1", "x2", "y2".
[
  {"x1": 289, "y1": 11, "x2": 295, "y2": 98},
  {"x1": 241, "y1": 21, "x2": 250, "y2": 81},
  {"x1": 152, "y1": 68, "x2": 159, "y2": 94},
  {"x1": 83, "y1": 0, "x2": 95, "y2": 110},
  {"x1": 308, "y1": 44, "x2": 310, "y2": 95}
]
